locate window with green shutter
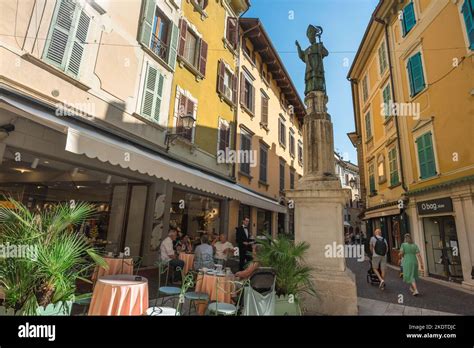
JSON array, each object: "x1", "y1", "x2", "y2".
[
  {"x1": 365, "y1": 112, "x2": 372, "y2": 139},
  {"x1": 43, "y1": 0, "x2": 90, "y2": 77},
  {"x1": 402, "y1": 1, "x2": 416, "y2": 36},
  {"x1": 389, "y1": 147, "x2": 400, "y2": 186},
  {"x1": 141, "y1": 63, "x2": 164, "y2": 122},
  {"x1": 462, "y1": 0, "x2": 474, "y2": 49},
  {"x1": 416, "y1": 132, "x2": 437, "y2": 179},
  {"x1": 407, "y1": 52, "x2": 425, "y2": 97},
  {"x1": 378, "y1": 41, "x2": 388, "y2": 74},
  {"x1": 382, "y1": 84, "x2": 391, "y2": 118}
]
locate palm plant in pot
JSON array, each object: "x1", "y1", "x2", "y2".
[
  {"x1": 256, "y1": 234, "x2": 316, "y2": 315},
  {"x1": 0, "y1": 198, "x2": 106, "y2": 315}
]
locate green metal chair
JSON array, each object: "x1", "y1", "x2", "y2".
[
  {"x1": 155, "y1": 260, "x2": 181, "y2": 307},
  {"x1": 36, "y1": 301, "x2": 73, "y2": 316},
  {"x1": 206, "y1": 278, "x2": 249, "y2": 316},
  {"x1": 132, "y1": 256, "x2": 143, "y2": 275},
  {"x1": 184, "y1": 270, "x2": 210, "y2": 315}
]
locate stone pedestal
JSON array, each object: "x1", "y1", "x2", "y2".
[{"x1": 286, "y1": 90, "x2": 358, "y2": 315}]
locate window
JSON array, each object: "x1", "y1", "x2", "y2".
[
  {"x1": 141, "y1": 63, "x2": 164, "y2": 122},
  {"x1": 240, "y1": 72, "x2": 255, "y2": 113},
  {"x1": 259, "y1": 145, "x2": 268, "y2": 183},
  {"x1": 416, "y1": 132, "x2": 437, "y2": 179},
  {"x1": 362, "y1": 75, "x2": 369, "y2": 102},
  {"x1": 377, "y1": 154, "x2": 386, "y2": 184},
  {"x1": 388, "y1": 147, "x2": 400, "y2": 186},
  {"x1": 279, "y1": 161, "x2": 285, "y2": 192},
  {"x1": 407, "y1": 52, "x2": 425, "y2": 97},
  {"x1": 225, "y1": 17, "x2": 238, "y2": 49},
  {"x1": 43, "y1": 0, "x2": 91, "y2": 76},
  {"x1": 261, "y1": 93, "x2": 269, "y2": 126},
  {"x1": 178, "y1": 19, "x2": 208, "y2": 76},
  {"x1": 217, "y1": 118, "x2": 231, "y2": 153},
  {"x1": 365, "y1": 112, "x2": 372, "y2": 139},
  {"x1": 298, "y1": 141, "x2": 303, "y2": 164},
  {"x1": 176, "y1": 92, "x2": 196, "y2": 142},
  {"x1": 217, "y1": 60, "x2": 237, "y2": 104},
  {"x1": 289, "y1": 130, "x2": 295, "y2": 157},
  {"x1": 368, "y1": 163, "x2": 376, "y2": 195},
  {"x1": 279, "y1": 116, "x2": 286, "y2": 147},
  {"x1": 290, "y1": 170, "x2": 295, "y2": 189},
  {"x1": 256, "y1": 209, "x2": 272, "y2": 236},
  {"x1": 378, "y1": 41, "x2": 388, "y2": 74},
  {"x1": 345, "y1": 174, "x2": 349, "y2": 186},
  {"x1": 401, "y1": 1, "x2": 416, "y2": 37},
  {"x1": 240, "y1": 131, "x2": 252, "y2": 175},
  {"x1": 243, "y1": 42, "x2": 251, "y2": 57},
  {"x1": 382, "y1": 84, "x2": 392, "y2": 118},
  {"x1": 139, "y1": 0, "x2": 179, "y2": 69},
  {"x1": 461, "y1": 0, "x2": 474, "y2": 49}
]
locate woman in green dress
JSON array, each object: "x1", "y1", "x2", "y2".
[{"x1": 399, "y1": 233, "x2": 424, "y2": 296}]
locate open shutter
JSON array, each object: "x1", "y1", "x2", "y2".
[
  {"x1": 232, "y1": 73, "x2": 238, "y2": 105},
  {"x1": 250, "y1": 84, "x2": 255, "y2": 113},
  {"x1": 168, "y1": 23, "x2": 179, "y2": 69},
  {"x1": 185, "y1": 98, "x2": 195, "y2": 141},
  {"x1": 423, "y1": 133, "x2": 436, "y2": 177},
  {"x1": 176, "y1": 93, "x2": 187, "y2": 131},
  {"x1": 226, "y1": 17, "x2": 238, "y2": 48},
  {"x1": 66, "y1": 10, "x2": 90, "y2": 76},
  {"x1": 403, "y1": 2, "x2": 416, "y2": 36},
  {"x1": 139, "y1": 0, "x2": 155, "y2": 47},
  {"x1": 198, "y1": 39, "x2": 208, "y2": 76},
  {"x1": 44, "y1": 0, "x2": 76, "y2": 69},
  {"x1": 410, "y1": 53, "x2": 425, "y2": 95},
  {"x1": 261, "y1": 95, "x2": 268, "y2": 125},
  {"x1": 217, "y1": 60, "x2": 225, "y2": 94},
  {"x1": 178, "y1": 19, "x2": 187, "y2": 57},
  {"x1": 416, "y1": 135, "x2": 427, "y2": 178},
  {"x1": 141, "y1": 64, "x2": 158, "y2": 118},
  {"x1": 240, "y1": 72, "x2": 245, "y2": 106},
  {"x1": 462, "y1": 0, "x2": 474, "y2": 49},
  {"x1": 153, "y1": 73, "x2": 164, "y2": 122}
]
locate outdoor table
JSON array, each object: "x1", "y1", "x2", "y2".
[
  {"x1": 195, "y1": 272, "x2": 235, "y2": 315},
  {"x1": 88, "y1": 274, "x2": 149, "y2": 316},
  {"x1": 178, "y1": 252, "x2": 195, "y2": 274},
  {"x1": 92, "y1": 255, "x2": 133, "y2": 281}
]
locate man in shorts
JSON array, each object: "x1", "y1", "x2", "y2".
[{"x1": 370, "y1": 228, "x2": 388, "y2": 290}]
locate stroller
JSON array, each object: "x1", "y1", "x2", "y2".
[{"x1": 366, "y1": 255, "x2": 381, "y2": 286}]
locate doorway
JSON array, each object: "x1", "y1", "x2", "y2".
[{"x1": 423, "y1": 216, "x2": 463, "y2": 282}]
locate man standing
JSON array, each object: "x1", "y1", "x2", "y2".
[
  {"x1": 236, "y1": 217, "x2": 252, "y2": 271},
  {"x1": 160, "y1": 229, "x2": 185, "y2": 283},
  {"x1": 370, "y1": 228, "x2": 388, "y2": 290}
]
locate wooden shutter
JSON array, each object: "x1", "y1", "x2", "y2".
[
  {"x1": 250, "y1": 84, "x2": 255, "y2": 113},
  {"x1": 383, "y1": 85, "x2": 391, "y2": 117},
  {"x1": 154, "y1": 73, "x2": 164, "y2": 122},
  {"x1": 261, "y1": 95, "x2": 268, "y2": 125},
  {"x1": 423, "y1": 132, "x2": 436, "y2": 177},
  {"x1": 66, "y1": 10, "x2": 90, "y2": 76},
  {"x1": 416, "y1": 135, "x2": 427, "y2": 178},
  {"x1": 184, "y1": 98, "x2": 195, "y2": 141},
  {"x1": 198, "y1": 39, "x2": 208, "y2": 76},
  {"x1": 226, "y1": 17, "x2": 238, "y2": 48},
  {"x1": 176, "y1": 93, "x2": 187, "y2": 133},
  {"x1": 232, "y1": 72, "x2": 238, "y2": 105},
  {"x1": 240, "y1": 72, "x2": 245, "y2": 106},
  {"x1": 139, "y1": 0, "x2": 155, "y2": 47},
  {"x1": 411, "y1": 53, "x2": 425, "y2": 94},
  {"x1": 259, "y1": 146, "x2": 267, "y2": 182},
  {"x1": 45, "y1": 0, "x2": 76, "y2": 69},
  {"x1": 462, "y1": 0, "x2": 474, "y2": 49},
  {"x1": 178, "y1": 19, "x2": 187, "y2": 57},
  {"x1": 202, "y1": 0, "x2": 209, "y2": 9},
  {"x1": 403, "y1": 2, "x2": 416, "y2": 36},
  {"x1": 217, "y1": 60, "x2": 225, "y2": 94},
  {"x1": 141, "y1": 64, "x2": 163, "y2": 122},
  {"x1": 218, "y1": 121, "x2": 230, "y2": 152},
  {"x1": 168, "y1": 23, "x2": 179, "y2": 69}
]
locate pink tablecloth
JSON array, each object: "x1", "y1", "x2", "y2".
[
  {"x1": 195, "y1": 272, "x2": 235, "y2": 315},
  {"x1": 92, "y1": 256, "x2": 133, "y2": 281},
  {"x1": 179, "y1": 253, "x2": 195, "y2": 274},
  {"x1": 88, "y1": 275, "x2": 149, "y2": 316}
]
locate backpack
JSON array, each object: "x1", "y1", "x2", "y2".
[{"x1": 374, "y1": 237, "x2": 387, "y2": 256}]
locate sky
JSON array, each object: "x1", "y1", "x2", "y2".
[{"x1": 245, "y1": 0, "x2": 379, "y2": 165}]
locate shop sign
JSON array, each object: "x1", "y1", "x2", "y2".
[{"x1": 417, "y1": 198, "x2": 453, "y2": 215}]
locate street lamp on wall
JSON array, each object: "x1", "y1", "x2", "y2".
[{"x1": 165, "y1": 114, "x2": 195, "y2": 151}]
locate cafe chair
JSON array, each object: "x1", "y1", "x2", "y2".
[
  {"x1": 184, "y1": 271, "x2": 209, "y2": 315},
  {"x1": 155, "y1": 261, "x2": 181, "y2": 307},
  {"x1": 132, "y1": 256, "x2": 142, "y2": 275},
  {"x1": 206, "y1": 278, "x2": 249, "y2": 316}
]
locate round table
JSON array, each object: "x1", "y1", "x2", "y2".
[
  {"x1": 195, "y1": 272, "x2": 235, "y2": 315},
  {"x1": 92, "y1": 256, "x2": 133, "y2": 281},
  {"x1": 178, "y1": 252, "x2": 195, "y2": 274},
  {"x1": 88, "y1": 274, "x2": 149, "y2": 316}
]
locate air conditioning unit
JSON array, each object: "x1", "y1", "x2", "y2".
[{"x1": 224, "y1": 86, "x2": 232, "y2": 100}]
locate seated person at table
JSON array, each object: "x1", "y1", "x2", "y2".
[
  {"x1": 194, "y1": 235, "x2": 214, "y2": 270},
  {"x1": 177, "y1": 234, "x2": 193, "y2": 253},
  {"x1": 160, "y1": 229, "x2": 185, "y2": 282},
  {"x1": 235, "y1": 244, "x2": 260, "y2": 280},
  {"x1": 212, "y1": 233, "x2": 234, "y2": 265}
]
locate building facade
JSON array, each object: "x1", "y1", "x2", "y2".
[{"x1": 348, "y1": 0, "x2": 474, "y2": 290}]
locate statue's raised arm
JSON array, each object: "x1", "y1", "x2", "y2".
[{"x1": 295, "y1": 40, "x2": 305, "y2": 62}]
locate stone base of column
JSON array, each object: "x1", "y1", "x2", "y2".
[{"x1": 461, "y1": 280, "x2": 474, "y2": 292}]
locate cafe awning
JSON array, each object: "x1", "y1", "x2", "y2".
[{"x1": 2, "y1": 94, "x2": 287, "y2": 214}]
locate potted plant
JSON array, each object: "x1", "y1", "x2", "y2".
[
  {"x1": 256, "y1": 234, "x2": 316, "y2": 315},
  {"x1": 0, "y1": 198, "x2": 106, "y2": 315}
]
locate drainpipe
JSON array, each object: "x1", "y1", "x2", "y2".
[{"x1": 374, "y1": 17, "x2": 408, "y2": 193}]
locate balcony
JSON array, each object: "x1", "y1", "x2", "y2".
[{"x1": 150, "y1": 34, "x2": 168, "y2": 61}]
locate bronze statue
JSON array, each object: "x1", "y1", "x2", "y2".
[{"x1": 296, "y1": 25, "x2": 328, "y2": 95}]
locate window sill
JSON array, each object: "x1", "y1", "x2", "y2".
[
  {"x1": 141, "y1": 44, "x2": 173, "y2": 72},
  {"x1": 298, "y1": 160, "x2": 303, "y2": 167},
  {"x1": 259, "y1": 122, "x2": 269, "y2": 132},
  {"x1": 365, "y1": 136, "x2": 373, "y2": 144},
  {"x1": 132, "y1": 112, "x2": 166, "y2": 132},
  {"x1": 369, "y1": 192, "x2": 378, "y2": 197},
  {"x1": 241, "y1": 104, "x2": 255, "y2": 118},
  {"x1": 258, "y1": 180, "x2": 269, "y2": 188},
  {"x1": 383, "y1": 115, "x2": 394, "y2": 125},
  {"x1": 178, "y1": 56, "x2": 204, "y2": 81},
  {"x1": 279, "y1": 142, "x2": 287, "y2": 150},
  {"x1": 388, "y1": 182, "x2": 401, "y2": 189},
  {"x1": 238, "y1": 171, "x2": 253, "y2": 180},
  {"x1": 222, "y1": 38, "x2": 237, "y2": 55},
  {"x1": 218, "y1": 92, "x2": 236, "y2": 109},
  {"x1": 22, "y1": 53, "x2": 90, "y2": 91},
  {"x1": 408, "y1": 87, "x2": 427, "y2": 101}
]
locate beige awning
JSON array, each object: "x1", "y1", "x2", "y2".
[{"x1": 363, "y1": 206, "x2": 400, "y2": 220}]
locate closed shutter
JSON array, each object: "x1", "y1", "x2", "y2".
[
  {"x1": 389, "y1": 148, "x2": 399, "y2": 186},
  {"x1": 383, "y1": 85, "x2": 391, "y2": 117},
  {"x1": 141, "y1": 64, "x2": 163, "y2": 122},
  {"x1": 139, "y1": 0, "x2": 155, "y2": 48},
  {"x1": 261, "y1": 95, "x2": 268, "y2": 125},
  {"x1": 154, "y1": 73, "x2": 164, "y2": 122},
  {"x1": 240, "y1": 72, "x2": 245, "y2": 106},
  {"x1": 462, "y1": 0, "x2": 474, "y2": 49},
  {"x1": 279, "y1": 162, "x2": 285, "y2": 191},
  {"x1": 178, "y1": 19, "x2": 187, "y2": 57},
  {"x1": 198, "y1": 39, "x2": 208, "y2": 76},
  {"x1": 232, "y1": 73, "x2": 238, "y2": 105},
  {"x1": 416, "y1": 132, "x2": 436, "y2": 179},
  {"x1": 365, "y1": 112, "x2": 372, "y2": 138},
  {"x1": 259, "y1": 146, "x2": 267, "y2": 182},
  {"x1": 402, "y1": 2, "x2": 416, "y2": 36},
  {"x1": 226, "y1": 17, "x2": 238, "y2": 48},
  {"x1": 250, "y1": 84, "x2": 255, "y2": 113},
  {"x1": 66, "y1": 10, "x2": 90, "y2": 76},
  {"x1": 218, "y1": 121, "x2": 230, "y2": 153},
  {"x1": 217, "y1": 60, "x2": 225, "y2": 94},
  {"x1": 240, "y1": 134, "x2": 251, "y2": 174},
  {"x1": 408, "y1": 52, "x2": 425, "y2": 96},
  {"x1": 168, "y1": 23, "x2": 179, "y2": 69}
]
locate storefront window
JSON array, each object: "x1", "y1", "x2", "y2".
[{"x1": 256, "y1": 209, "x2": 272, "y2": 236}]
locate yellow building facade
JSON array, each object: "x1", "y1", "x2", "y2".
[{"x1": 349, "y1": 0, "x2": 474, "y2": 289}]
